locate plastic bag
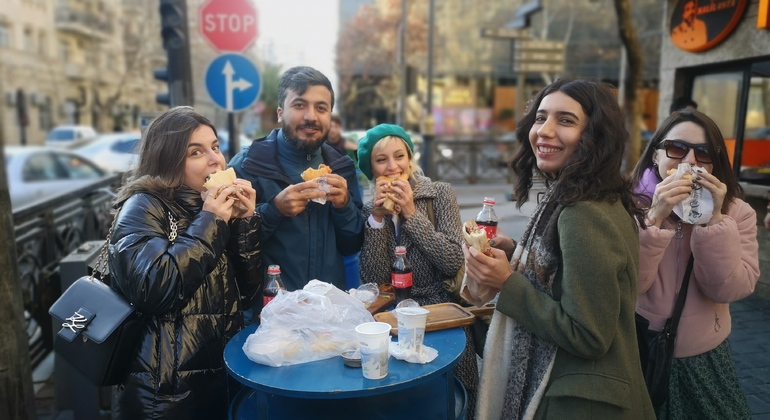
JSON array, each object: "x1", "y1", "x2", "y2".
[{"x1": 242, "y1": 280, "x2": 375, "y2": 367}]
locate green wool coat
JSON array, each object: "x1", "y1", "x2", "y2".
[{"x1": 495, "y1": 201, "x2": 655, "y2": 419}]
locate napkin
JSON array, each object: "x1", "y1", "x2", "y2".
[{"x1": 389, "y1": 341, "x2": 438, "y2": 364}]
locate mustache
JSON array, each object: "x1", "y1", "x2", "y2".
[{"x1": 297, "y1": 123, "x2": 321, "y2": 131}]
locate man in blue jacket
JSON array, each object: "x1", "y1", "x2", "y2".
[{"x1": 230, "y1": 66, "x2": 364, "y2": 292}]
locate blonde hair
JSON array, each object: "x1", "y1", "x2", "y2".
[{"x1": 370, "y1": 135, "x2": 421, "y2": 177}]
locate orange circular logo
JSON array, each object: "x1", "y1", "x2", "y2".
[{"x1": 669, "y1": 0, "x2": 747, "y2": 52}]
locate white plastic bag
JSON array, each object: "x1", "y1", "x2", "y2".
[{"x1": 242, "y1": 280, "x2": 375, "y2": 367}]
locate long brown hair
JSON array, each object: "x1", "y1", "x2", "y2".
[{"x1": 114, "y1": 106, "x2": 216, "y2": 204}]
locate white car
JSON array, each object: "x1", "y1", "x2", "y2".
[
  {"x1": 5, "y1": 146, "x2": 110, "y2": 210},
  {"x1": 44, "y1": 125, "x2": 98, "y2": 149},
  {"x1": 74, "y1": 132, "x2": 140, "y2": 174}
]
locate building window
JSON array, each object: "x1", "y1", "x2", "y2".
[
  {"x1": 59, "y1": 40, "x2": 69, "y2": 62},
  {"x1": 0, "y1": 23, "x2": 10, "y2": 48},
  {"x1": 23, "y1": 27, "x2": 33, "y2": 52},
  {"x1": 692, "y1": 72, "x2": 742, "y2": 139},
  {"x1": 38, "y1": 31, "x2": 46, "y2": 56}
]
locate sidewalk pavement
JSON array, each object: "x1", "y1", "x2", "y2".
[{"x1": 34, "y1": 182, "x2": 770, "y2": 419}]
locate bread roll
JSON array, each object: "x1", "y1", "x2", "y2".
[
  {"x1": 301, "y1": 164, "x2": 332, "y2": 181},
  {"x1": 203, "y1": 168, "x2": 248, "y2": 217}
]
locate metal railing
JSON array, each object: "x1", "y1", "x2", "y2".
[
  {"x1": 13, "y1": 176, "x2": 118, "y2": 368},
  {"x1": 426, "y1": 138, "x2": 518, "y2": 184}
]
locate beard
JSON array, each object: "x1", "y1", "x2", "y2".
[{"x1": 283, "y1": 121, "x2": 328, "y2": 154}]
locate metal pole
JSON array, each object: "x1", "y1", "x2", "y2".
[
  {"x1": 397, "y1": 0, "x2": 407, "y2": 126},
  {"x1": 227, "y1": 112, "x2": 238, "y2": 160},
  {"x1": 421, "y1": 0, "x2": 435, "y2": 179}
]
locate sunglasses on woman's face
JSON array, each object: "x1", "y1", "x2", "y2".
[{"x1": 656, "y1": 139, "x2": 713, "y2": 164}]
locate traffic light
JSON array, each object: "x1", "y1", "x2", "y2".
[{"x1": 156, "y1": 0, "x2": 194, "y2": 107}]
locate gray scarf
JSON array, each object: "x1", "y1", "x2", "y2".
[{"x1": 477, "y1": 183, "x2": 564, "y2": 420}]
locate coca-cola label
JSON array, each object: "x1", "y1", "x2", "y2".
[
  {"x1": 392, "y1": 272, "x2": 413, "y2": 288},
  {"x1": 478, "y1": 224, "x2": 497, "y2": 240},
  {"x1": 263, "y1": 296, "x2": 275, "y2": 307}
]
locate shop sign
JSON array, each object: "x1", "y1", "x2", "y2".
[{"x1": 669, "y1": 0, "x2": 747, "y2": 52}]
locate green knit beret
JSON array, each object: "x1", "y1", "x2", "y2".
[{"x1": 357, "y1": 124, "x2": 414, "y2": 180}]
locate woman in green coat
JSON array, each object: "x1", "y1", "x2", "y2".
[{"x1": 463, "y1": 79, "x2": 655, "y2": 419}]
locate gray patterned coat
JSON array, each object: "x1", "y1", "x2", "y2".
[{"x1": 359, "y1": 174, "x2": 463, "y2": 305}]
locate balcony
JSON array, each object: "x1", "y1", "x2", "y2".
[{"x1": 55, "y1": 7, "x2": 114, "y2": 41}]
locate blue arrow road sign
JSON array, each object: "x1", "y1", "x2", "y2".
[{"x1": 205, "y1": 53, "x2": 261, "y2": 112}]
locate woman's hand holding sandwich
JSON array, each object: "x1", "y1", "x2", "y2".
[
  {"x1": 372, "y1": 178, "x2": 414, "y2": 221},
  {"x1": 462, "y1": 244, "x2": 512, "y2": 289}
]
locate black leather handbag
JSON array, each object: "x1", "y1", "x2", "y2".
[
  {"x1": 637, "y1": 255, "x2": 694, "y2": 409},
  {"x1": 49, "y1": 271, "x2": 143, "y2": 386}
]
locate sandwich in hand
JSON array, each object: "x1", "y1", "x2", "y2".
[
  {"x1": 376, "y1": 173, "x2": 409, "y2": 213},
  {"x1": 203, "y1": 167, "x2": 249, "y2": 217},
  {"x1": 667, "y1": 165, "x2": 693, "y2": 179},
  {"x1": 462, "y1": 220, "x2": 492, "y2": 256},
  {"x1": 300, "y1": 164, "x2": 332, "y2": 204},
  {"x1": 459, "y1": 219, "x2": 497, "y2": 307},
  {"x1": 301, "y1": 164, "x2": 332, "y2": 181}
]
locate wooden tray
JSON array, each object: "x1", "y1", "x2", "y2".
[
  {"x1": 373, "y1": 303, "x2": 475, "y2": 335},
  {"x1": 367, "y1": 292, "x2": 394, "y2": 315}
]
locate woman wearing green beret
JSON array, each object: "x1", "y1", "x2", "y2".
[{"x1": 357, "y1": 123, "x2": 479, "y2": 417}]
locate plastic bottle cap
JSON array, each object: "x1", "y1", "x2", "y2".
[
  {"x1": 267, "y1": 264, "x2": 281, "y2": 274},
  {"x1": 483, "y1": 197, "x2": 496, "y2": 205},
  {"x1": 395, "y1": 246, "x2": 406, "y2": 255}
]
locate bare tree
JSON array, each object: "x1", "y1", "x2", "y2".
[
  {"x1": 0, "y1": 146, "x2": 36, "y2": 419},
  {"x1": 613, "y1": 0, "x2": 644, "y2": 169}
]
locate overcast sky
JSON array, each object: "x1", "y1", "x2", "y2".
[{"x1": 253, "y1": 0, "x2": 340, "y2": 102}]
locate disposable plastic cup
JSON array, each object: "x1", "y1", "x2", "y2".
[
  {"x1": 395, "y1": 307, "x2": 429, "y2": 357},
  {"x1": 355, "y1": 321, "x2": 391, "y2": 380}
]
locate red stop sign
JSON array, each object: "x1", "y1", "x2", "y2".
[{"x1": 199, "y1": 0, "x2": 258, "y2": 52}]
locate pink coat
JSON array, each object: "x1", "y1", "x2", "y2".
[{"x1": 636, "y1": 199, "x2": 759, "y2": 358}]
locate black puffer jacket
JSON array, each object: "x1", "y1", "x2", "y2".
[{"x1": 108, "y1": 187, "x2": 262, "y2": 419}]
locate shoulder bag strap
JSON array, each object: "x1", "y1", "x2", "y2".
[
  {"x1": 426, "y1": 197, "x2": 436, "y2": 228},
  {"x1": 668, "y1": 254, "x2": 694, "y2": 334},
  {"x1": 91, "y1": 209, "x2": 178, "y2": 283}
]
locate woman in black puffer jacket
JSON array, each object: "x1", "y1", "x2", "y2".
[{"x1": 108, "y1": 107, "x2": 262, "y2": 419}]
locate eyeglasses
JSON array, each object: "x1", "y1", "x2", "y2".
[{"x1": 656, "y1": 139, "x2": 713, "y2": 164}]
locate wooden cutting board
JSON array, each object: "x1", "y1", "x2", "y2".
[
  {"x1": 374, "y1": 303, "x2": 475, "y2": 335},
  {"x1": 366, "y1": 292, "x2": 394, "y2": 315}
]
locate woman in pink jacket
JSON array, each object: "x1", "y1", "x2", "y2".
[{"x1": 631, "y1": 109, "x2": 758, "y2": 419}]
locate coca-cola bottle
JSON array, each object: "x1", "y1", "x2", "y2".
[
  {"x1": 391, "y1": 246, "x2": 413, "y2": 305},
  {"x1": 263, "y1": 265, "x2": 286, "y2": 307},
  {"x1": 475, "y1": 197, "x2": 498, "y2": 240}
]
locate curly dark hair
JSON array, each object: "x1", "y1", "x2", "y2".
[
  {"x1": 510, "y1": 79, "x2": 644, "y2": 225},
  {"x1": 630, "y1": 109, "x2": 742, "y2": 213}
]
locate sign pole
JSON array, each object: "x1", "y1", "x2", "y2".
[{"x1": 227, "y1": 112, "x2": 238, "y2": 159}]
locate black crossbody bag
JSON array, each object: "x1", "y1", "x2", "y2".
[{"x1": 636, "y1": 254, "x2": 694, "y2": 410}]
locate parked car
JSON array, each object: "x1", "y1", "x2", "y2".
[
  {"x1": 44, "y1": 125, "x2": 98, "y2": 149},
  {"x1": 5, "y1": 146, "x2": 110, "y2": 210},
  {"x1": 73, "y1": 132, "x2": 140, "y2": 174}
]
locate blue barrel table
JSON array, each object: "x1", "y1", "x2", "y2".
[{"x1": 224, "y1": 323, "x2": 467, "y2": 419}]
